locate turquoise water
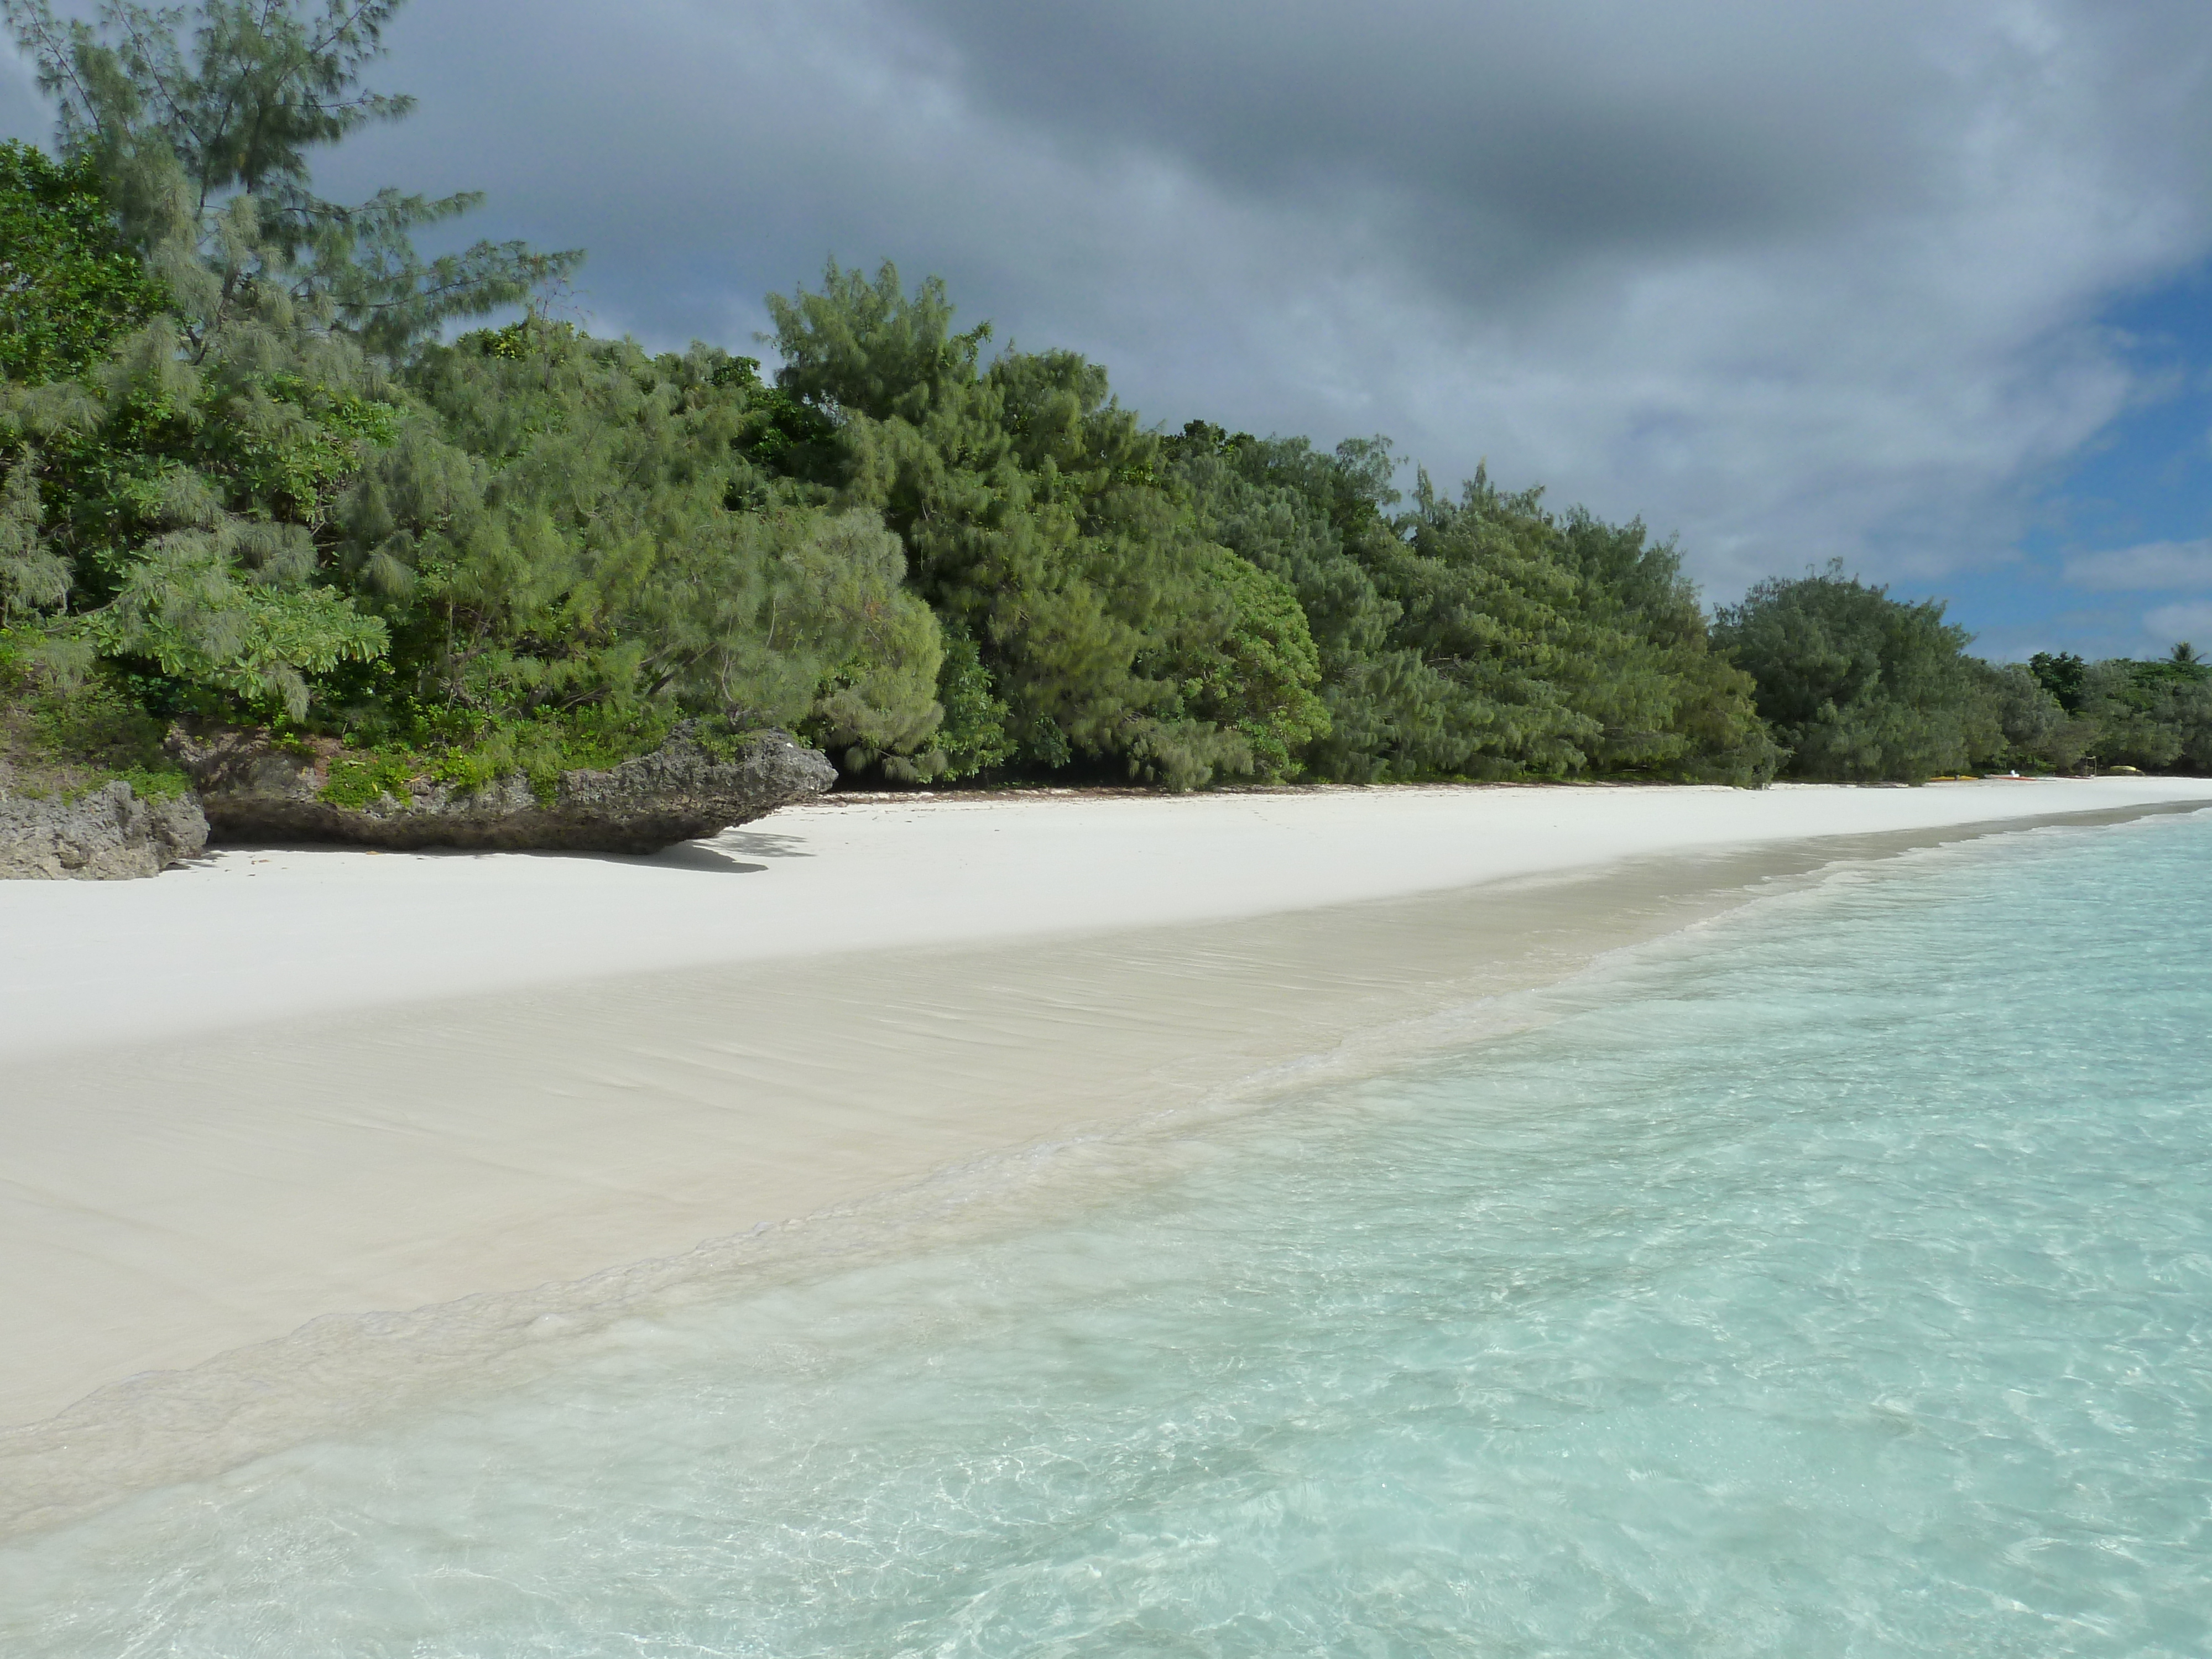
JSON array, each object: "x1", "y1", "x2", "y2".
[{"x1": 7, "y1": 811, "x2": 2211, "y2": 1657}]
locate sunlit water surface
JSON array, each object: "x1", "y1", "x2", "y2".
[{"x1": 6, "y1": 811, "x2": 2210, "y2": 1657}]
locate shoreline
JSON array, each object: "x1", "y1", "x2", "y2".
[
  {"x1": 5, "y1": 780, "x2": 2212, "y2": 1536},
  {"x1": 8, "y1": 778, "x2": 2212, "y2": 1062}
]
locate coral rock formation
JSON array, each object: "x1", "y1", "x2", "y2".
[
  {"x1": 0, "y1": 781, "x2": 210, "y2": 880},
  {"x1": 168, "y1": 723, "x2": 837, "y2": 854}
]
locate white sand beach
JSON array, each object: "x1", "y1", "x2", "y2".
[{"x1": 4, "y1": 776, "x2": 2211, "y2": 1524}]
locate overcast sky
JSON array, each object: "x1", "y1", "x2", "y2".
[{"x1": 7, "y1": 0, "x2": 2212, "y2": 658}]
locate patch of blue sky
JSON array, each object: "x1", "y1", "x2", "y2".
[{"x1": 1938, "y1": 268, "x2": 2212, "y2": 662}]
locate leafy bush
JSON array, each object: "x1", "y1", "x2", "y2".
[
  {"x1": 1714, "y1": 564, "x2": 2000, "y2": 782},
  {"x1": 0, "y1": 627, "x2": 191, "y2": 797}
]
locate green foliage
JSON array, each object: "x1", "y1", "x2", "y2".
[
  {"x1": 0, "y1": 0, "x2": 594, "y2": 772},
  {"x1": 1556, "y1": 508, "x2": 1781, "y2": 784},
  {"x1": 95, "y1": 540, "x2": 389, "y2": 717},
  {"x1": 1714, "y1": 563, "x2": 2000, "y2": 782},
  {"x1": 1, "y1": 0, "x2": 580, "y2": 356},
  {"x1": 768, "y1": 262, "x2": 990, "y2": 425},
  {"x1": 1870, "y1": 641, "x2": 2208, "y2": 779},
  {"x1": 771, "y1": 262, "x2": 1286, "y2": 787},
  {"x1": 0, "y1": 445, "x2": 72, "y2": 625},
  {"x1": 2028, "y1": 650, "x2": 2088, "y2": 714},
  {"x1": 932, "y1": 627, "x2": 1016, "y2": 780},
  {"x1": 1165, "y1": 430, "x2": 1416, "y2": 781},
  {"x1": 338, "y1": 325, "x2": 948, "y2": 774},
  {"x1": 317, "y1": 744, "x2": 416, "y2": 808},
  {"x1": 1167, "y1": 433, "x2": 1775, "y2": 784},
  {"x1": 760, "y1": 262, "x2": 1765, "y2": 790},
  {"x1": 2073, "y1": 655, "x2": 2212, "y2": 773},
  {"x1": 1977, "y1": 659, "x2": 2096, "y2": 773},
  {"x1": 1182, "y1": 546, "x2": 1328, "y2": 780},
  {"x1": 1, "y1": 294, "x2": 406, "y2": 718},
  {"x1": 313, "y1": 702, "x2": 700, "y2": 807},
  {"x1": 0, "y1": 139, "x2": 165, "y2": 385},
  {"x1": 0, "y1": 629, "x2": 191, "y2": 797}
]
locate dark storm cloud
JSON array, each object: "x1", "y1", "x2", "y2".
[
  {"x1": 895, "y1": 0, "x2": 1936, "y2": 270},
  {"x1": 8, "y1": 1, "x2": 2212, "y2": 612}
]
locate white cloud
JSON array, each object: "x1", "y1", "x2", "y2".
[
  {"x1": 2063, "y1": 540, "x2": 2212, "y2": 590},
  {"x1": 2143, "y1": 601, "x2": 2212, "y2": 644}
]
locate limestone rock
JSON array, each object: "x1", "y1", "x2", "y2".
[
  {"x1": 168, "y1": 722, "x2": 837, "y2": 853},
  {"x1": 0, "y1": 780, "x2": 210, "y2": 880}
]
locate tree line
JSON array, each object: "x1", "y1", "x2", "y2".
[{"x1": 4, "y1": 1, "x2": 2206, "y2": 802}]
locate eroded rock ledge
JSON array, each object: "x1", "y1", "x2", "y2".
[
  {"x1": 0, "y1": 781, "x2": 211, "y2": 880},
  {"x1": 167, "y1": 722, "x2": 838, "y2": 854}
]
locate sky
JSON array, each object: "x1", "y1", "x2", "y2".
[{"x1": 6, "y1": 0, "x2": 2212, "y2": 660}]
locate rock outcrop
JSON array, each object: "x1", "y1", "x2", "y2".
[
  {"x1": 0, "y1": 780, "x2": 210, "y2": 879},
  {"x1": 167, "y1": 722, "x2": 838, "y2": 853}
]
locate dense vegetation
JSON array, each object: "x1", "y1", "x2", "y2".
[
  {"x1": 3, "y1": 1, "x2": 2205, "y2": 806},
  {"x1": 1714, "y1": 567, "x2": 2210, "y2": 781}
]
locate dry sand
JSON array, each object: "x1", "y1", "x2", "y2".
[{"x1": 4, "y1": 776, "x2": 2211, "y2": 1507}]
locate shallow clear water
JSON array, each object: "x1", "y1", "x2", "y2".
[{"x1": 7, "y1": 812, "x2": 2211, "y2": 1657}]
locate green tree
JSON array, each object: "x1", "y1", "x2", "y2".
[
  {"x1": 0, "y1": 446, "x2": 71, "y2": 625},
  {"x1": 1556, "y1": 507, "x2": 1780, "y2": 782},
  {"x1": 1714, "y1": 562, "x2": 1997, "y2": 781},
  {"x1": 1164, "y1": 426, "x2": 1432, "y2": 780},
  {"x1": 2073, "y1": 654, "x2": 2212, "y2": 773},
  {"x1": 1, "y1": 0, "x2": 576, "y2": 723},
  {"x1": 334, "y1": 324, "x2": 947, "y2": 780},
  {"x1": 2028, "y1": 650, "x2": 2088, "y2": 714},
  {"x1": 1979, "y1": 660, "x2": 2096, "y2": 772},
  {"x1": 1168, "y1": 429, "x2": 1770, "y2": 792},
  {"x1": 768, "y1": 261, "x2": 1320, "y2": 786},
  {"x1": 1170, "y1": 430, "x2": 1773, "y2": 784},
  {"x1": 1371, "y1": 469, "x2": 1603, "y2": 776},
  {"x1": 1179, "y1": 544, "x2": 1329, "y2": 778},
  {"x1": 1360, "y1": 472, "x2": 1772, "y2": 782},
  {"x1": 0, "y1": 139, "x2": 165, "y2": 385},
  {"x1": 930, "y1": 626, "x2": 1016, "y2": 780},
  {"x1": 2, "y1": 0, "x2": 577, "y2": 355}
]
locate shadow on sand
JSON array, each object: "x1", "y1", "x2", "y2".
[{"x1": 199, "y1": 839, "x2": 770, "y2": 875}]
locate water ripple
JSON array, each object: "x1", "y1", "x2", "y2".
[{"x1": 4, "y1": 813, "x2": 2210, "y2": 1657}]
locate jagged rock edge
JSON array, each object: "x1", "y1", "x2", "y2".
[{"x1": 166, "y1": 722, "x2": 838, "y2": 854}]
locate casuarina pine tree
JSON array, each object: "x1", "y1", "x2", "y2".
[{"x1": 0, "y1": 0, "x2": 580, "y2": 717}]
